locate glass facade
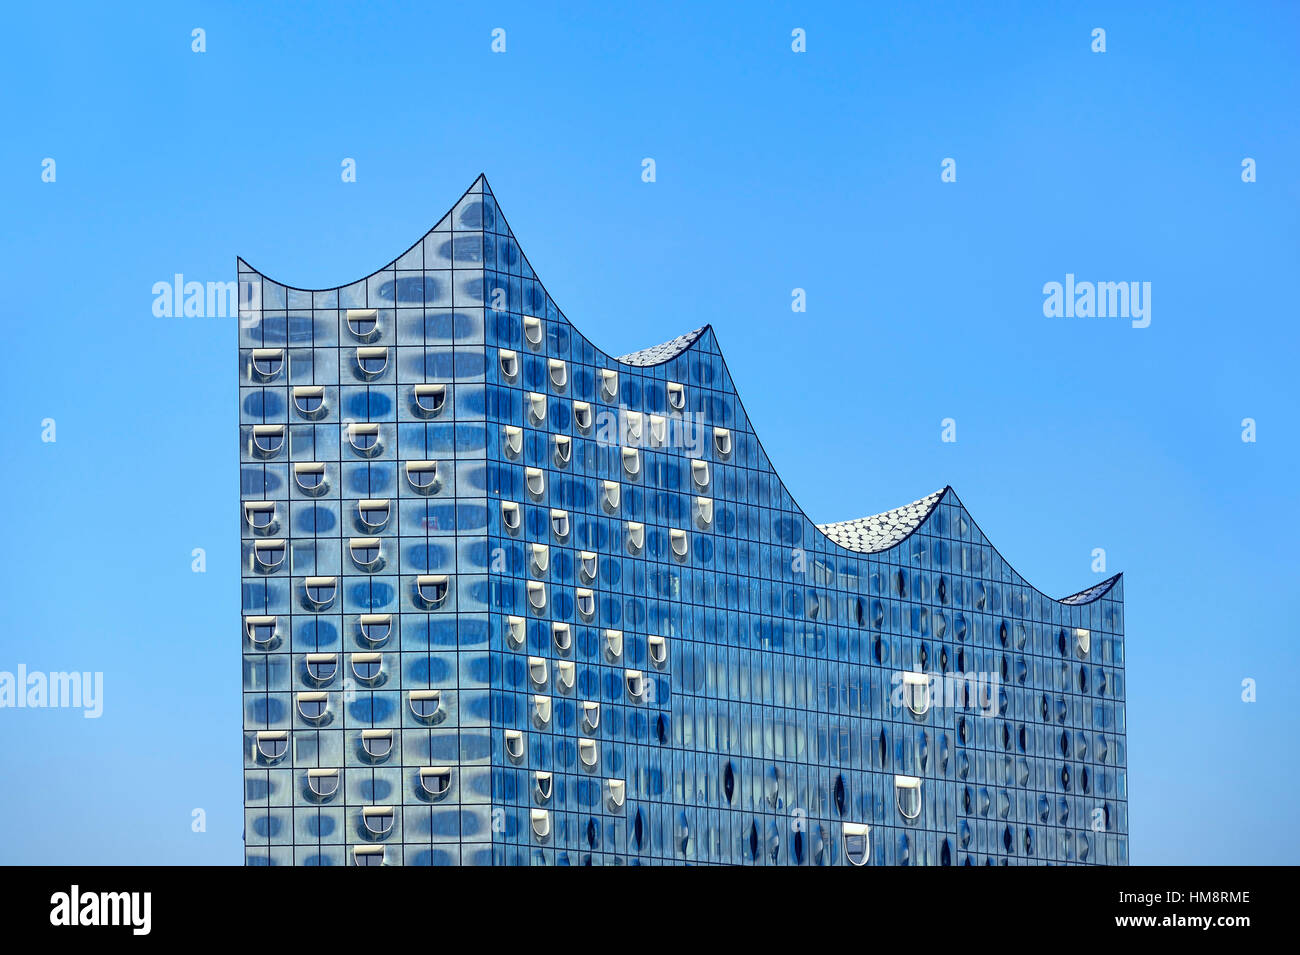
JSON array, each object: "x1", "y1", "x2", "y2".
[{"x1": 238, "y1": 175, "x2": 1128, "y2": 866}]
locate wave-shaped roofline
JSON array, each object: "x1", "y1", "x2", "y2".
[{"x1": 238, "y1": 174, "x2": 1121, "y2": 606}]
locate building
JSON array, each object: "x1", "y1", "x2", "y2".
[{"x1": 238, "y1": 175, "x2": 1128, "y2": 865}]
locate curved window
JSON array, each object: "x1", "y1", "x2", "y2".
[
  {"x1": 308, "y1": 769, "x2": 339, "y2": 798},
  {"x1": 294, "y1": 462, "x2": 327, "y2": 492},
  {"x1": 625, "y1": 669, "x2": 645, "y2": 702},
  {"x1": 504, "y1": 729, "x2": 525, "y2": 761},
  {"x1": 903, "y1": 671, "x2": 931, "y2": 716},
  {"x1": 358, "y1": 500, "x2": 390, "y2": 529},
  {"x1": 579, "y1": 551, "x2": 598, "y2": 581},
  {"x1": 528, "y1": 656, "x2": 549, "y2": 687},
  {"x1": 553, "y1": 622, "x2": 572, "y2": 652},
  {"x1": 573, "y1": 401, "x2": 593, "y2": 432},
  {"x1": 626, "y1": 521, "x2": 644, "y2": 553},
  {"x1": 502, "y1": 426, "x2": 523, "y2": 457},
  {"x1": 523, "y1": 315, "x2": 543, "y2": 346},
  {"x1": 293, "y1": 386, "x2": 325, "y2": 416},
  {"x1": 556, "y1": 661, "x2": 575, "y2": 691},
  {"x1": 669, "y1": 528, "x2": 688, "y2": 558},
  {"x1": 359, "y1": 613, "x2": 391, "y2": 645},
  {"x1": 624, "y1": 412, "x2": 643, "y2": 444},
  {"x1": 691, "y1": 459, "x2": 710, "y2": 488},
  {"x1": 255, "y1": 731, "x2": 288, "y2": 760},
  {"x1": 622, "y1": 447, "x2": 640, "y2": 476},
  {"x1": 843, "y1": 822, "x2": 871, "y2": 865},
  {"x1": 245, "y1": 615, "x2": 277, "y2": 645},
  {"x1": 526, "y1": 581, "x2": 546, "y2": 611},
  {"x1": 353, "y1": 846, "x2": 384, "y2": 866},
  {"x1": 550, "y1": 508, "x2": 570, "y2": 540},
  {"x1": 530, "y1": 808, "x2": 551, "y2": 841},
  {"x1": 602, "y1": 481, "x2": 621, "y2": 511},
  {"x1": 254, "y1": 539, "x2": 286, "y2": 569},
  {"x1": 346, "y1": 308, "x2": 378, "y2": 339},
  {"x1": 582, "y1": 701, "x2": 601, "y2": 732},
  {"x1": 419, "y1": 766, "x2": 453, "y2": 798},
  {"x1": 696, "y1": 496, "x2": 714, "y2": 527},
  {"x1": 575, "y1": 588, "x2": 595, "y2": 620},
  {"x1": 244, "y1": 502, "x2": 276, "y2": 530},
  {"x1": 553, "y1": 435, "x2": 571, "y2": 466},
  {"x1": 667, "y1": 381, "x2": 685, "y2": 410},
  {"x1": 499, "y1": 349, "x2": 519, "y2": 379},
  {"x1": 531, "y1": 543, "x2": 549, "y2": 574},
  {"x1": 297, "y1": 692, "x2": 328, "y2": 721},
  {"x1": 415, "y1": 574, "x2": 449, "y2": 607},
  {"x1": 599, "y1": 369, "x2": 618, "y2": 400},
  {"x1": 527, "y1": 392, "x2": 547, "y2": 424},
  {"x1": 351, "y1": 652, "x2": 382, "y2": 682},
  {"x1": 578, "y1": 738, "x2": 598, "y2": 768},
  {"x1": 1074, "y1": 628, "x2": 1091, "y2": 657},
  {"x1": 305, "y1": 653, "x2": 337, "y2": 682},
  {"x1": 251, "y1": 348, "x2": 283, "y2": 378},
  {"x1": 895, "y1": 775, "x2": 922, "y2": 819},
  {"x1": 501, "y1": 501, "x2": 521, "y2": 530},
  {"x1": 505, "y1": 615, "x2": 525, "y2": 647},
  {"x1": 252, "y1": 424, "x2": 284, "y2": 455},
  {"x1": 348, "y1": 423, "x2": 380, "y2": 454},
  {"x1": 532, "y1": 694, "x2": 552, "y2": 726},
  {"x1": 361, "y1": 729, "x2": 393, "y2": 759},
  {"x1": 649, "y1": 415, "x2": 666, "y2": 446},
  {"x1": 714, "y1": 427, "x2": 732, "y2": 456},
  {"x1": 362, "y1": 806, "x2": 394, "y2": 835},
  {"x1": 525, "y1": 467, "x2": 545, "y2": 497},
  {"x1": 304, "y1": 577, "x2": 337, "y2": 608},
  {"x1": 534, "y1": 771, "x2": 553, "y2": 802},
  {"x1": 548, "y1": 358, "x2": 567, "y2": 388},
  {"x1": 406, "y1": 460, "x2": 439, "y2": 491},
  {"x1": 648, "y1": 635, "x2": 668, "y2": 667},
  {"x1": 355, "y1": 347, "x2": 388, "y2": 376},
  {"x1": 604, "y1": 629, "x2": 623, "y2": 660},
  {"x1": 412, "y1": 383, "x2": 446, "y2": 416},
  {"x1": 409, "y1": 689, "x2": 441, "y2": 719},
  {"x1": 349, "y1": 537, "x2": 382, "y2": 569},
  {"x1": 607, "y1": 778, "x2": 626, "y2": 811}
]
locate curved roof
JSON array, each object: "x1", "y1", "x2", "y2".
[{"x1": 239, "y1": 174, "x2": 1119, "y2": 607}]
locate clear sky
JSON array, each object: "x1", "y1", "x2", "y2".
[{"x1": 0, "y1": 1, "x2": 1296, "y2": 865}]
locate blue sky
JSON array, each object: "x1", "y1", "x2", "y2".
[{"x1": 0, "y1": 1, "x2": 1296, "y2": 864}]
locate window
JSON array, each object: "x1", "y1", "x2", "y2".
[
  {"x1": 895, "y1": 775, "x2": 922, "y2": 819},
  {"x1": 297, "y1": 692, "x2": 328, "y2": 721},
  {"x1": 502, "y1": 426, "x2": 523, "y2": 457},
  {"x1": 252, "y1": 425, "x2": 284, "y2": 455},
  {"x1": 625, "y1": 669, "x2": 645, "y2": 702},
  {"x1": 714, "y1": 427, "x2": 732, "y2": 456},
  {"x1": 1074, "y1": 628, "x2": 1091, "y2": 657},
  {"x1": 602, "y1": 481, "x2": 621, "y2": 511},
  {"x1": 358, "y1": 500, "x2": 389, "y2": 529},
  {"x1": 359, "y1": 613, "x2": 391, "y2": 645},
  {"x1": 501, "y1": 501, "x2": 521, "y2": 530},
  {"x1": 348, "y1": 423, "x2": 380, "y2": 454},
  {"x1": 553, "y1": 622, "x2": 572, "y2": 652},
  {"x1": 604, "y1": 629, "x2": 623, "y2": 660},
  {"x1": 531, "y1": 543, "x2": 549, "y2": 573},
  {"x1": 843, "y1": 823, "x2": 871, "y2": 865},
  {"x1": 505, "y1": 615, "x2": 525, "y2": 647},
  {"x1": 622, "y1": 447, "x2": 640, "y2": 476},
  {"x1": 362, "y1": 729, "x2": 393, "y2": 759},
  {"x1": 548, "y1": 358, "x2": 567, "y2": 388},
  {"x1": 522, "y1": 315, "x2": 543, "y2": 346},
  {"x1": 599, "y1": 369, "x2": 618, "y2": 400},
  {"x1": 355, "y1": 346, "x2": 388, "y2": 376},
  {"x1": 624, "y1": 411, "x2": 643, "y2": 444},
  {"x1": 251, "y1": 348, "x2": 283, "y2": 378},
  {"x1": 419, "y1": 766, "x2": 452, "y2": 798},
  {"x1": 244, "y1": 502, "x2": 276, "y2": 529},
  {"x1": 578, "y1": 739, "x2": 598, "y2": 768},
  {"x1": 626, "y1": 521, "x2": 644, "y2": 553},
  {"x1": 550, "y1": 508, "x2": 570, "y2": 540},
  {"x1": 667, "y1": 381, "x2": 685, "y2": 410},
  {"x1": 362, "y1": 806, "x2": 394, "y2": 835},
  {"x1": 573, "y1": 401, "x2": 593, "y2": 432},
  {"x1": 531, "y1": 809, "x2": 551, "y2": 841},
  {"x1": 504, "y1": 730, "x2": 525, "y2": 761},
  {"x1": 691, "y1": 459, "x2": 710, "y2": 488},
  {"x1": 534, "y1": 771, "x2": 553, "y2": 802},
  {"x1": 528, "y1": 656, "x2": 548, "y2": 686},
  {"x1": 305, "y1": 653, "x2": 337, "y2": 682},
  {"x1": 346, "y1": 308, "x2": 378, "y2": 339},
  {"x1": 308, "y1": 769, "x2": 339, "y2": 798},
  {"x1": 648, "y1": 635, "x2": 668, "y2": 666},
  {"x1": 351, "y1": 652, "x2": 382, "y2": 681},
  {"x1": 649, "y1": 414, "x2": 666, "y2": 446},
  {"x1": 556, "y1": 661, "x2": 575, "y2": 691},
  {"x1": 253, "y1": 539, "x2": 286, "y2": 569},
  {"x1": 409, "y1": 689, "x2": 441, "y2": 719},
  {"x1": 413, "y1": 384, "x2": 446, "y2": 416},
  {"x1": 669, "y1": 528, "x2": 688, "y2": 558},
  {"x1": 294, "y1": 462, "x2": 326, "y2": 492},
  {"x1": 525, "y1": 467, "x2": 545, "y2": 497},
  {"x1": 696, "y1": 496, "x2": 714, "y2": 527},
  {"x1": 293, "y1": 386, "x2": 325, "y2": 416},
  {"x1": 415, "y1": 575, "x2": 449, "y2": 607},
  {"x1": 532, "y1": 694, "x2": 552, "y2": 726},
  {"x1": 499, "y1": 348, "x2": 519, "y2": 379},
  {"x1": 353, "y1": 846, "x2": 384, "y2": 866},
  {"x1": 528, "y1": 392, "x2": 546, "y2": 424},
  {"x1": 255, "y1": 731, "x2": 288, "y2": 760},
  {"x1": 579, "y1": 551, "x2": 598, "y2": 581},
  {"x1": 606, "y1": 778, "x2": 626, "y2": 811},
  {"x1": 304, "y1": 576, "x2": 337, "y2": 608},
  {"x1": 245, "y1": 615, "x2": 276, "y2": 645},
  {"x1": 349, "y1": 537, "x2": 382, "y2": 568},
  {"x1": 582, "y1": 701, "x2": 601, "y2": 732},
  {"x1": 406, "y1": 460, "x2": 439, "y2": 491},
  {"x1": 575, "y1": 588, "x2": 595, "y2": 619},
  {"x1": 553, "y1": 435, "x2": 571, "y2": 465},
  {"x1": 527, "y1": 581, "x2": 546, "y2": 610},
  {"x1": 903, "y1": 671, "x2": 931, "y2": 716}
]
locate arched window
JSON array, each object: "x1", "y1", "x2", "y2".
[
  {"x1": 303, "y1": 577, "x2": 337, "y2": 608},
  {"x1": 573, "y1": 401, "x2": 593, "y2": 432},
  {"x1": 305, "y1": 653, "x2": 337, "y2": 682},
  {"x1": 499, "y1": 348, "x2": 519, "y2": 379},
  {"x1": 522, "y1": 316, "x2": 543, "y2": 346},
  {"x1": 255, "y1": 731, "x2": 288, "y2": 760},
  {"x1": 500, "y1": 501, "x2": 521, "y2": 531},
  {"x1": 599, "y1": 369, "x2": 618, "y2": 400},
  {"x1": 244, "y1": 502, "x2": 276, "y2": 530},
  {"x1": 253, "y1": 539, "x2": 285, "y2": 570},
  {"x1": 359, "y1": 614, "x2": 391, "y2": 645},
  {"x1": 351, "y1": 652, "x2": 382, "y2": 682},
  {"x1": 409, "y1": 689, "x2": 441, "y2": 719},
  {"x1": 348, "y1": 423, "x2": 380, "y2": 454},
  {"x1": 293, "y1": 386, "x2": 325, "y2": 417},
  {"x1": 412, "y1": 384, "x2": 446, "y2": 416},
  {"x1": 346, "y1": 308, "x2": 379, "y2": 339},
  {"x1": 548, "y1": 358, "x2": 567, "y2": 388},
  {"x1": 362, "y1": 806, "x2": 394, "y2": 835},
  {"x1": 527, "y1": 392, "x2": 547, "y2": 425},
  {"x1": 294, "y1": 462, "x2": 327, "y2": 492},
  {"x1": 296, "y1": 692, "x2": 328, "y2": 721},
  {"x1": 575, "y1": 589, "x2": 595, "y2": 620},
  {"x1": 843, "y1": 822, "x2": 871, "y2": 865},
  {"x1": 361, "y1": 729, "x2": 392, "y2": 759},
  {"x1": 895, "y1": 775, "x2": 922, "y2": 819},
  {"x1": 308, "y1": 769, "x2": 339, "y2": 798},
  {"x1": 419, "y1": 766, "x2": 453, "y2": 798},
  {"x1": 245, "y1": 616, "x2": 276, "y2": 645},
  {"x1": 550, "y1": 509, "x2": 570, "y2": 540},
  {"x1": 504, "y1": 730, "x2": 525, "y2": 761},
  {"x1": 355, "y1": 347, "x2": 388, "y2": 377},
  {"x1": 415, "y1": 574, "x2": 449, "y2": 607},
  {"x1": 406, "y1": 460, "x2": 438, "y2": 491},
  {"x1": 250, "y1": 348, "x2": 283, "y2": 378},
  {"x1": 582, "y1": 701, "x2": 601, "y2": 732},
  {"x1": 251, "y1": 425, "x2": 284, "y2": 455},
  {"x1": 352, "y1": 846, "x2": 384, "y2": 866},
  {"x1": 604, "y1": 629, "x2": 623, "y2": 660},
  {"x1": 625, "y1": 669, "x2": 646, "y2": 702},
  {"x1": 358, "y1": 500, "x2": 389, "y2": 529},
  {"x1": 579, "y1": 551, "x2": 598, "y2": 581},
  {"x1": 349, "y1": 537, "x2": 382, "y2": 569}
]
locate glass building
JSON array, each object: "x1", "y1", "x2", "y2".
[{"x1": 238, "y1": 175, "x2": 1128, "y2": 866}]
